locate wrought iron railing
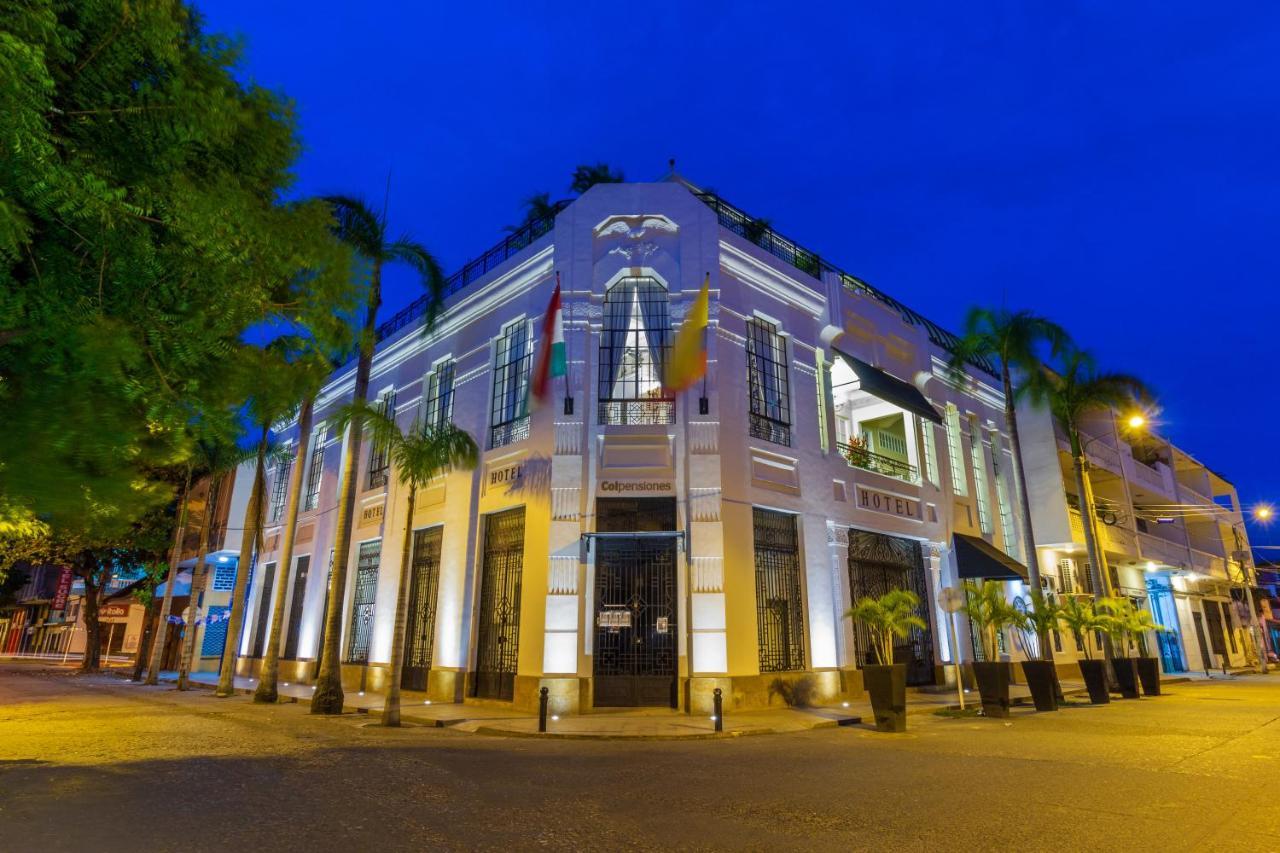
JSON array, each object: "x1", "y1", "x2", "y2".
[
  {"x1": 598, "y1": 399, "x2": 675, "y2": 426},
  {"x1": 694, "y1": 191, "x2": 997, "y2": 378},
  {"x1": 838, "y1": 442, "x2": 919, "y2": 482}
]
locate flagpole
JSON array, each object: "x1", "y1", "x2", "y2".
[
  {"x1": 559, "y1": 271, "x2": 572, "y2": 416},
  {"x1": 699, "y1": 272, "x2": 709, "y2": 415}
]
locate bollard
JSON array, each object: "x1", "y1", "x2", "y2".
[
  {"x1": 713, "y1": 687, "x2": 723, "y2": 733},
  {"x1": 538, "y1": 686, "x2": 549, "y2": 733}
]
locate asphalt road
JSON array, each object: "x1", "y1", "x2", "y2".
[{"x1": 2, "y1": 664, "x2": 1279, "y2": 852}]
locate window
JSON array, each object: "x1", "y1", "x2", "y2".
[
  {"x1": 746, "y1": 318, "x2": 791, "y2": 446},
  {"x1": 992, "y1": 437, "x2": 1020, "y2": 559},
  {"x1": 919, "y1": 421, "x2": 939, "y2": 486},
  {"x1": 345, "y1": 540, "x2": 381, "y2": 664},
  {"x1": 753, "y1": 508, "x2": 806, "y2": 672},
  {"x1": 598, "y1": 276, "x2": 673, "y2": 425},
  {"x1": 422, "y1": 359, "x2": 455, "y2": 432},
  {"x1": 491, "y1": 320, "x2": 532, "y2": 446},
  {"x1": 282, "y1": 555, "x2": 310, "y2": 661},
  {"x1": 969, "y1": 418, "x2": 992, "y2": 533},
  {"x1": 945, "y1": 404, "x2": 968, "y2": 496},
  {"x1": 367, "y1": 389, "x2": 396, "y2": 488},
  {"x1": 268, "y1": 458, "x2": 291, "y2": 523},
  {"x1": 251, "y1": 562, "x2": 277, "y2": 658},
  {"x1": 302, "y1": 427, "x2": 325, "y2": 511},
  {"x1": 815, "y1": 351, "x2": 829, "y2": 453}
]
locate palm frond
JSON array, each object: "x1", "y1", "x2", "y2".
[
  {"x1": 322, "y1": 194, "x2": 385, "y2": 260},
  {"x1": 386, "y1": 238, "x2": 446, "y2": 326},
  {"x1": 393, "y1": 424, "x2": 479, "y2": 487},
  {"x1": 570, "y1": 162, "x2": 625, "y2": 194}
]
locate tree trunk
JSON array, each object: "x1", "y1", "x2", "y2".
[
  {"x1": 255, "y1": 396, "x2": 315, "y2": 704},
  {"x1": 1003, "y1": 367, "x2": 1047, "y2": 659},
  {"x1": 1071, "y1": 432, "x2": 1117, "y2": 684},
  {"x1": 146, "y1": 467, "x2": 193, "y2": 684},
  {"x1": 311, "y1": 262, "x2": 382, "y2": 716},
  {"x1": 216, "y1": 437, "x2": 266, "y2": 697},
  {"x1": 382, "y1": 481, "x2": 417, "y2": 726},
  {"x1": 80, "y1": 569, "x2": 101, "y2": 673},
  {"x1": 132, "y1": 594, "x2": 159, "y2": 681},
  {"x1": 177, "y1": 474, "x2": 218, "y2": 690}
]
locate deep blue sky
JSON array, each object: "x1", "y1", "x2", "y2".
[{"x1": 198, "y1": 2, "x2": 1279, "y2": 546}]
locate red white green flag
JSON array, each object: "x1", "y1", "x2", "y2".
[{"x1": 529, "y1": 274, "x2": 566, "y2": 407}]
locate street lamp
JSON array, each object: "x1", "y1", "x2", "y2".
[{"x1": 1126, "y1": 413, "x2": 1146, "y2": 430}]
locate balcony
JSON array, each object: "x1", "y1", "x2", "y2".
[
  {"x1": 1069, "y1": 510, "x2": 1138, "y2": 555},
  {"x1": 1123, "y1": 454, "x2": 1174, "y2": 497},
  {"x1": 838, "y1": 442, "x2": 919, "y2": 484},
  {"x1": 1138, "y1": 531, "x2": 1190, "y2": 567},
  {"x1": 1175, "y1": 479, "x2": 1214, "y2": 506}
]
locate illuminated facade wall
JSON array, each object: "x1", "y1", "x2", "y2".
[{"x1": 235, "y1": 180, "x2": 1021, "y2": 711}]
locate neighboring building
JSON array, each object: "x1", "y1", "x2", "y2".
[
  {"x1": 228, "y1": 178, "x2": 1031, "y2": 714},
  {"x1": 1255, "y1": 559, "x2": 1280, "y2": 662},
  {"x1": 176, "y1": 469, "x2": 247, "y2": 674},
  {"x1": 1018, "y1": 399, "x2": 1258, "y2": 675}
]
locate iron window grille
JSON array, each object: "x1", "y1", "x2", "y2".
[
  {"x1": 598, "y1": 276, "x2": 674, "y2": 425},
  {"x1": 303, "y1": 428, "x2": 325, "y2": 511},
  {"x1": 473, "y1": 507, "x2": 526, "y2": 700},
  {"x1": 251, "y1": 562, "x2": 277, "y2": 658},
  {"x1": 746, "y1": 318, "x2": 792, "y2": 446},
  {"x1": 282, "y1": 554, "x2": 310, "y2": 660},
  {"x1": 367, "y1": 390, "x2": 396, "y2": 489},
  {"x1": 345, "y1": 540, "x2": 381, "y2": 663},
  {"x1": 401, "y1": 527, "x2": 444, "y2": 689},
  {"x1": 490, "y1": 322, "x2": 531, "y2": 447},
  {"x1": 268, "y1": 459, "x2": 290, "y2": 523},
  {"x1": 847, "y1": 530, "x2": 934, "y2": 685},
  {"x1": 753, "y1": 508, "x2": 806, "y2": 672},
  {"x1": 422, "y1": 359, "x2": 455, "y2": 432}
]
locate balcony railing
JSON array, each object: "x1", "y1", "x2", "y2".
[
  {"x1": 693, "y1": 191, "x2": 997, "y2": 378},
  {"x1": 1124, "y1": 454, "x2": 1173, "y2": 496},
  {"x1": 838, "y1": 442, "x2": 919, "y2": 483}
]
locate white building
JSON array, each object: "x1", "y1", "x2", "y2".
[{"x1": 227, "y1": 178, "x2": 1038, "y2": 714}]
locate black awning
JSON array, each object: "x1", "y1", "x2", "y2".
[
  {"x1": 832, "y1": 349, "x2": 943, "y2": 424},
  {"x1": 953, "y1": 533, "x2": 1029, "y2": 581}
]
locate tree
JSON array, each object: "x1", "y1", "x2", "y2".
[
  {"x1": 128, "y1": 559, "x2": 173, "y2": 682},
  {"x1": 569, "y1": 162, "x2": 624, "y2": 194},
  {"x1": 1042, "y1": 348, "x2": 1151, "y2": 603},
  {"x1": 505, "y1": 192, "x2": 560, "y2": 233},
  {"x1": 310, "y1": 196, "x2": 445, "y2": 715},
  {"x1": 143, "y1": 464, "x2": 194, "y2": 684},
  {"x1": 345, "y1": 404, "x2": 477, "y2": 725},
  {"x1": 950, "y1": 308, "x2": 1068, "y2": 593},
  {"x1": 0, "y1": 2, "x2": 352, "y2": 538}
]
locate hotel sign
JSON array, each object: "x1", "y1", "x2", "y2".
[
  {"x1": 599, "y1": 480, "x2": 672, "y2": 494},
  {"x1": 359, "y1": 503, "x2": 385, "y2": 527},
  {"x1": 51, "y1": 567, "x2": 73, "y2": 611},
  {"x1": 856, "y1": 485, "x2": 922, "y2": 521}
]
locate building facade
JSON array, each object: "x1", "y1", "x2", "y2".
[{"x1": 227, "y1": 179, "x2": 1031, "y2": 714}]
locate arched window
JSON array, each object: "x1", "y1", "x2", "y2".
[{"x1": 598, "y1": 276, "x2": 673, "y2": 425}]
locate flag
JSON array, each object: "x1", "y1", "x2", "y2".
[
  {"x1": 529, "y1": 274, "x2": 566, "y2": 408},
  {"x1": 663, "y1": 273, "x2": 710, "y2": 393}
]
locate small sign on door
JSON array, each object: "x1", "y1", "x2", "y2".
[
  {"x1": 598, "y1": 610, "x2": 631, "y2": 628},
  {"x1": 655, "y1": 617, "x2": 669, "y2": 634}
]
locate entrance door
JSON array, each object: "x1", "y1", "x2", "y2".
[
  {"x1": 401, "y1": 527, "x2": 443, "y2": 691},
  {"x1": 593, "y1": 498, "x2": 678, "y2": 708},
  {"x1": 473, "y1": 507, "x2": 525, "y2": 700},
  {"x1": 846, "y1": 530, "x2": 934, "y2": 686},
  {"x1": 1192, "y1": 611, "x2": 1214, "y2": 673}
]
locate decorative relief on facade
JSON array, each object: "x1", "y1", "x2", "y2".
[
  {"x1": 551, "y1": 487, "x2": 580, "y2": 520},
  {"x1": 548, "y1": 555, "x2": 578, "y2": 595},
  {"x1": 688, "y1": 488, "x2": 721, "y2": 522},
  {"x1": 554, "y1": 422, "x2": 582, "y2": 456},
  {"x1": 691, "y1": 556, "x2": 724, "y2": 593},
  {"x1": 827, "y1": 524, "x2": 850, "y2": 547},
  {"x1": 688, "y1": 421, "x2": 719, "y2": 454},
  {"x1": 607, "y1": 240, "x2": 658, "y2": 262}
]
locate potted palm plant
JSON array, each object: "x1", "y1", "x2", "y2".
[
  {"x1": 1060, "y1": 595, "x2": 1109, "y2": 704},
  {"x1": 961, "y1": 580, "x2": 1017, "y2": 718},
  {"x1": 1010, "y1": 592, "x2": 1063, "y2": 712},
  {"x1": 1098, "y1": 597, "x2": 1141, "y2": 699},
  {"x1": 1127, "y1": 605, "x2": 1166, "y2": 697},
  {"x1": 846, "y1": 589, "x2": 927, "y2": 732}
]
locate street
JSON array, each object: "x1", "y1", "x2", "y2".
[{"x1": 2, "y1": 664, "x2": 1279, "y2": 851}]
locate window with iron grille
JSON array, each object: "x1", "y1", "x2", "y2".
[
  {"x1": 598, "y1": 276, "x2": 674, "y2": 425},
  {"x1": 969, "y1": 418, "x2": 992, "y2": 533},
  {"x1": 945, "y1": 404, "x2": 968, "y2": 496},
  {"x1": 919, "y1": 421, "x2": 939, "y2": 486},
  {"x1": 303, "y1": 427, "x2": 325, "y2": 511},
  {"x1": 991, "y1": 438, "x2": 1021, "y2": 560},
  {"x1": 753, "y1": 508, "x2": 806, "y2": 672},
  {"x1": 268, "y1": 458, "x2": 291, "y2": 523},
  {"x1": 345, "y1": 540, "x2": 381, "y2": 663},
  {"x1": 422, "y1": 359, "x2": 455, "y2": 432},
  {"x1": 367, "y1": 389, "x2": 396, "y2": 488},
  {"x1": 490, "y1": 321, "x2": 531, "y2": 446},
  {"x1": 746, "y1": 318, "x2": 791, "y2": 446},
  {"x1": 251, "y1": 562, "x2": 277, "y2": 658}
]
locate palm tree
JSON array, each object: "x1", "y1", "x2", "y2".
[
  {"x1": 351, "y1": 404, "x2": 478, "y2": 726},
  {"x1": 569, "y1": 162, "x2": 624, "y2": 194},
  {"x1": 505, "y1": 191, "x2": 561, "y2": 233},
  {"x1": 176, "y1": 438, "x2": 253, "y2": 690},
  {"x1": 845, "y1": 589, "x2": 926, "y2": 666},
  {"x1": 950, "y1": 308, "x2": 1068, "y2": 592},
  {"x1": 1043, "y1": 347, "x2": 1152, "y2": 602},
  {"x1": 310, "y1": 196, "x2": 445, "y2": 715},
  {"x1": 143, "y1": 464, "x2": 194, "y2": 684}
]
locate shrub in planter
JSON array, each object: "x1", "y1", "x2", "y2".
[
  {"x1": 845, "y1": 589, "x2": 926, "y2": 733},
  {"x1": 1128, "y1": 608, "x2": 1167, "y2": 697},
  {"x1": 1010, "y1": 591, "x2": 1065, "y2": 712},
  {"x1": 1098, "y1": 598, "x2": 1143, "y2": 699},
  {"x1": 1060, "y1": 595, "x2": 1109, "y2": 704},
  {"x1": 961, "y1": 580, "x2": 1018, "y2": 718}
]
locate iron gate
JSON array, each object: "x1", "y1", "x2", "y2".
[
  {"x1": 473, "y1": 508, "x2": 525, "y2": 700},
  {"x1": 847, "y1": 529, "x2": 934, "y2": 685},
  {"x1": 282, "y1": 555, "x2": 310, "y2": 660},
  {"x1": 345, "y1": 541, "x2": 381, "y2": 664},
  {"x1": 593, "y1": 498, "x2": 679, "y2": 708},
  {"x1": 401, "y1": 527, "x2": 443, "y2": 691},
  {"x1": 251, "y1": 562, "x2": 277, "y2": 658},
  {"x1": 753, "y1": 508, "x2": 805, "y2": 672}
]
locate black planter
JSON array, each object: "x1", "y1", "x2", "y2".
[
  {"x1": 1135, "y1": 657, "x2": 1161, "y2": 696},
  {"x1": 972, "y1": 661, "x2": 1012, "y2": 718},
  {"x1": 1078, "y1": 659, "x2": 1111, "y2": 704},
  {"x1": 1112, "y1": 657, "x2": 1141, "y2": 699},
  {"x1": 1021, "y1": 660, "x2": 1059, "y2": 712},
  {"x1": 862, "y1": 663, "x2": 907, "y2": 732}
]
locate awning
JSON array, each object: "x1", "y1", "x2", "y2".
[
  {"x1": 832, "y1": 349, "x2": 943, "y2": 424},
  {"x1": 953, "y1": 533, "x2": 1029, "y2": 581}
]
